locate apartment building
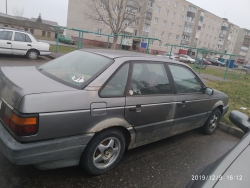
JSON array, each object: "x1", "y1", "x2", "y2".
[
  {"x1": 67, "y1": 0, "x2": 140, "y2": 49},
  {"x1": 67, "y1": 0, "x2": 240, "y2": 56},
  {"x1": 233, "y1": 28, "x2": 250, "y2": 63}
]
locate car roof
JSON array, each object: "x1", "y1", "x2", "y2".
[
  {"x1": 0, "y1": 26, "x2": 32, "y2": 35},
  {"x1": 81, "y1": 49, "x2": 188, "y2": 66}
]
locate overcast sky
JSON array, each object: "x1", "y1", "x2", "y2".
[{"x1": 0, "y1": 0, "x2": 249, "y2": 29}]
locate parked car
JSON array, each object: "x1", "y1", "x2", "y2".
[
  {"x1": 58, "y1": 35, "x2": 75, "y2": 45},
  {"x1": 157, "y1": 52, "x2": 180, "y2": 61},
  {"x1": 0, "y1": 27, "x2": 50, "y2": 59},
  {"x1": 0, "y1": 49, "x2": 229, "y2": 175},
  {"x1": 195, "y1": 58, "x2": 210, "y2": 69},
  {"x1": 187, "y1": 110, "x2": 250, "y2": 188},
  {"x1": 243, "y1": 64, "x2": 250, "y2": 70},
  {"x1": 179, "y1": 54, "x2": 196, "y2": 64},
  {"x1": 208, "y1": 58, "x2": 226, "y2": 66}
]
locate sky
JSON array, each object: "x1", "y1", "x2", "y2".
[{"x1": 0, "y1": 0, "x2": 249, "y2": 29}]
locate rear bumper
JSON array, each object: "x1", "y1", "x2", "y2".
[
  {"x1": 222, "y1": 105, "x2": 229, "y2": 117},
  {"x1": 0, "y1": 122, "x2": 94, "y2": 170}
]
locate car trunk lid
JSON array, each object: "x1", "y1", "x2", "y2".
[{"x1": 0, "y1": 66, "x2": 76, "y2": 109}]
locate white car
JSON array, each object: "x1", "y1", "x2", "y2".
[
  {"x1": 157, "y1": 53, "x2": 179, "y2": 61},
  {"x1": 179, "y1": 54, "x2": 195, "y2": 64},
  {"x1": 0, "y1": 27, "x2": 50, "y2": 59}
]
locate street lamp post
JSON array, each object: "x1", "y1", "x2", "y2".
[{"x1": 6, "y1": 0, "x2": 7, "y2": 14}]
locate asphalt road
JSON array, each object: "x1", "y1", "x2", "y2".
[
  {"x1": 0, "y1": 129, "x2": 240, "y2": 188},
  {"x1": 0, "y1": 55, "x2": 241, "y2": 188}
]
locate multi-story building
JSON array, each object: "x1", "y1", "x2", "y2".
[
  {"x1": 233, "y1": 28, "x2": 250, "y2": 64},
  {"x1": 67, "y1": 0, "x2": 240, "y2": 56}
]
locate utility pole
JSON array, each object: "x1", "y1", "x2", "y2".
[{"x1": 6, "y1": 0, "x2": 7, "y2": 14}]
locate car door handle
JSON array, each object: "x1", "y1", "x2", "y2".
[
  {"x1": 7, "y1": 42, "x2": 11, "y2": 44},
  {"x1": 177, "y1": 101, "x2": 186, "y2": 107},
  {"x1": 129, "y1": 105, "x2": 142, "y2": 112},
  {"x1": 27, "y1": 44, "x2": 32, "y2": 46}
]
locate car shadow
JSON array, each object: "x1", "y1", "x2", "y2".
[{"x1": 0, "y1": 54, "x2": 45, "y2": 60}]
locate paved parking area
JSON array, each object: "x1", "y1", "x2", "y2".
[{"x1": 0, "y1": 129, "x2": 240, "y2": 188}]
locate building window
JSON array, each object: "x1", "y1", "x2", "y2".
[
  {"x1": 97, "y1": 29, "x2": 102, "y2": 36},
  {"x1": 147, "y1": 0, "x2": 153, "y2": 8},
  {"x1": 42, "y1": 31, "x2": 46, "y2": 37},
  {"x1": 161, "y1": 31, "x2": 165, "y2": 37},
  {"x1": 166, "y1": 10, "x2": 169, "y2": 16},
  {"x1": 24, "y1": 28, "x2": 28, "y2": 31},
  {"x1": 154, "y1": 17, "x2": 158, "y2": 24},
  {"x1": 170, "y1": 23, "x2": 174, "y2": 28},
  {"x1": 159, "y1": 41, "x2": 162, "y2": 46},
  {"x1": 163, "y1": 20, "x2": 167, "y2": 27},
  {"x1": 203, "y1": 24, "x2": 205, "y2": 28},
  {"x1": 168, "y1": 0, "x2": 171, "y2": 5},
  {"x1": 152, "y1": 29, "x2": 157, "y2": 35},
  {"x1": 99, "y1": 15, "x2": 103, "y2": 22},
  {"x1": 182, "y1": 6, "x2": 186, "y2": 11},
  {"x1": 204, "y1": 42, "x2": 206, "y2": 46},
  {"x1": 180, "y1": 16, "x2": 183, "y2": 21},
  {"x1": 176, "y1": 35, "x2": 179, "y2": 40},
  {"x1": 47, "y1": 32, "x2": 51, "y2": 38},
  {"x1": 172, "y1": 13, "x2": 176, "y2": 18},
  {"x1": 113, "y1": 19, "x2": 117, "y2": 25},
  {"x1": 168, "y1": 33, "x2": 172, "y2": 39},
  {"x1": 101, "y1": 1, "x2": 106, "y2": 8},
  {"x1": 178, "y1": 25, "x2": 181, "y2": 30},
  {"x1": 174, "y1": 2, "x2": 178, "y2": 8},
  {"x1": 146, "y1": 12, "x2": 152, "y2": 20},
  {"x1": 143, "y1": 24, "x2": 150, "y2": 32},
  {"x1": 214, "y1": 37, "x2": 217, "y2": 41},
  {"x1": 30, "y1": 29, "x2": 34, "y2": 34},
  {"x1": 156, "y1": 6, "x2": 161, "y2": 13}
]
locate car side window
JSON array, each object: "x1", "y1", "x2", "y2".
[
  {"x1": 0, "y1": 31, "x2": 13, "y2": 40},
  {"x1": 100, "y1": 63, "x2": 129, "y2": 97},
  {"x1": 130, "y1": 62, "x2": 171, "y2": 95},
  {"x1": 14, "y1": 32, "x2": 31, "y2": 42},
  {"x1": 168, "y1": 65, "x2": 203, "y2": 94}
]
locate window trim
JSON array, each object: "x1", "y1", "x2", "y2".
[
  {"x1": 125, "y1": 61, "x2": 175, "y2": 97},
  {"x1": 14, "y1": 32, "x2": 31, "y2": 43},
  {"x1": 99, "y1": 62, "x2": 131, "y2": 98},
  {"x1": 166, "y1": 63, "x2": 206, "y2": 95}
]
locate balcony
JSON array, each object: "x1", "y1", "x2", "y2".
[
  {"x1": 241, "y1": 46, "x2": 249, "y2": 51},
  {"x1": 183, "y1": 31, "x2": 192, "y2": 36},
  {"x1": 220, "y1": 33, "x2": 225, "y2": 38},
  {"x1": 185, "y1": 21, "x2": 193, "y2": 27},
  {"x1": 181, "y1": 40, "x2": 189, "y2": 45},
  {"x1": 239, "y1": 51, "x2": 247, "y2": 57},
  {"x1": 243, "y1": 39, "x2": 250, "y2": 45},
  {"x1": 124, "y1": 27, "x2": 134, "y2": 34},
  {"x1": 218, "y1": 41, "x2": 224, "y2": 45},
  {"x1": 195, "y1": 33, "x2": 200, "y2": 39},
  {"x1": 127, "y1": 0, "x2": 139, "y2": 8}
]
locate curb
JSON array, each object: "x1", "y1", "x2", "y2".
[
  {"x1": 219, "y1": 123, "x2": 244, "y2": 138},
  {"x1": 45, "y1": 55, "x2": 56, "y2": 60}
]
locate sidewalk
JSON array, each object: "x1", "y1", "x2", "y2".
[{"x1": 46, "y1": 52, "x2": 65, "y2": 59}]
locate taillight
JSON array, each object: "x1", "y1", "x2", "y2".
[{"x1": 4, "y1": 109, "x2": 38, "y2": 136}]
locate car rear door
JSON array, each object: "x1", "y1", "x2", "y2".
[
  {"x1": 12, "y1": 32, "x2": 32, "y2": 55},
  {"x1": 125, "y1": 61, "x2": 176, "y2": 143},
  {"x1": 0, "y1": 30, "x2": 13, "y2": 54},
  {"x1": 168, "y1": 64, "x2": 212, "y2": 133}
]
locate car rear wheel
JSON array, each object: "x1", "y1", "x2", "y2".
[
  {"x1": 27, "y1": 50, "x2": 39, "y2": 60},
  {"x1": 200, "y1": 109, "x2": 221, "y2": 135},
  {"x1": 80, "y1": 128, "x2": 125, "y2": 175}
]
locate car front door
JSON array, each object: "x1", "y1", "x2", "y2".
[
  {"x1": 12, "y1": 32, "x2": 32, "y2": 55},
  {"x1": 125, "y1": 61, "x2": 176, "y2": 144},
  {"x1": 168, "y1": 64, "x2": 212, "y2": 133},
  {"x1": 0, "y1": 30, "x2": 13, "y2": 54}
]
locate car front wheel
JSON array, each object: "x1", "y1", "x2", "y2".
[
  {"x1": 200, "y1": 109, "x2": 221, "y2": 135},
  {"x1": 80, "y1": 128, "x2": 125, "y2": 175},
  {"x1": 27, "y1": 50, "x2": 39, "y2": 60}
]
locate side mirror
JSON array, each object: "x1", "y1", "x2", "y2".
[
  {"x1": 229, "y1": 111, "x2": 250, "y2": 133},
  {"x1": 205, "y1": 87, "x2": 214, "y2": 95}
]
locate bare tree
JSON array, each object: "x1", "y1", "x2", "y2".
[
  {"x1": 12, "y1": 7, "x2": 25, "y2": 29},
  {"x1": 84, "y1": 0, "x2": 146, "y2": 49}
]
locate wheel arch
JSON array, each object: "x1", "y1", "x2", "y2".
[
  {"x1": 26, "y1": 48, "x2": 40, "y2": 56},
  {"x1": 87, "y1": 118, "x2": 136, "y2": 150}
]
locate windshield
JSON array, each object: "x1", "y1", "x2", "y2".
[
  {"x1": 39, "y1": 51, "x2": 112, "y2": 89},
  {"x1": 65, "y1": 35, "x2": 72, "y2": 39}
]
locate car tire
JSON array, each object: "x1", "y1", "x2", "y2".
[
  {"x1": 200, "y1": 109, "x2": 221, "y2": 135},
  {"x1": 26, "y1": 50, "x2": 39, "y2": 60},
  {"x1": 80, "y1": 128, "x2": 126, "y2": 175}
]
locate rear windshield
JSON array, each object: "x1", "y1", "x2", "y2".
[{"x1": 38, "y1": 51, "x2": 112, "y2": 89}]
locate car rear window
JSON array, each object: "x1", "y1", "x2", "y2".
[{"x1": 38, "y1": 51, "x2": 112, "y2": 89}]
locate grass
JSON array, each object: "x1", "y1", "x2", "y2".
[
  {"x1": 195, "y1": 66, "x2": 250, "y2": 126},
  {"x1": 50, "y1": 45, "x2": 77, "y2": 53}
]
